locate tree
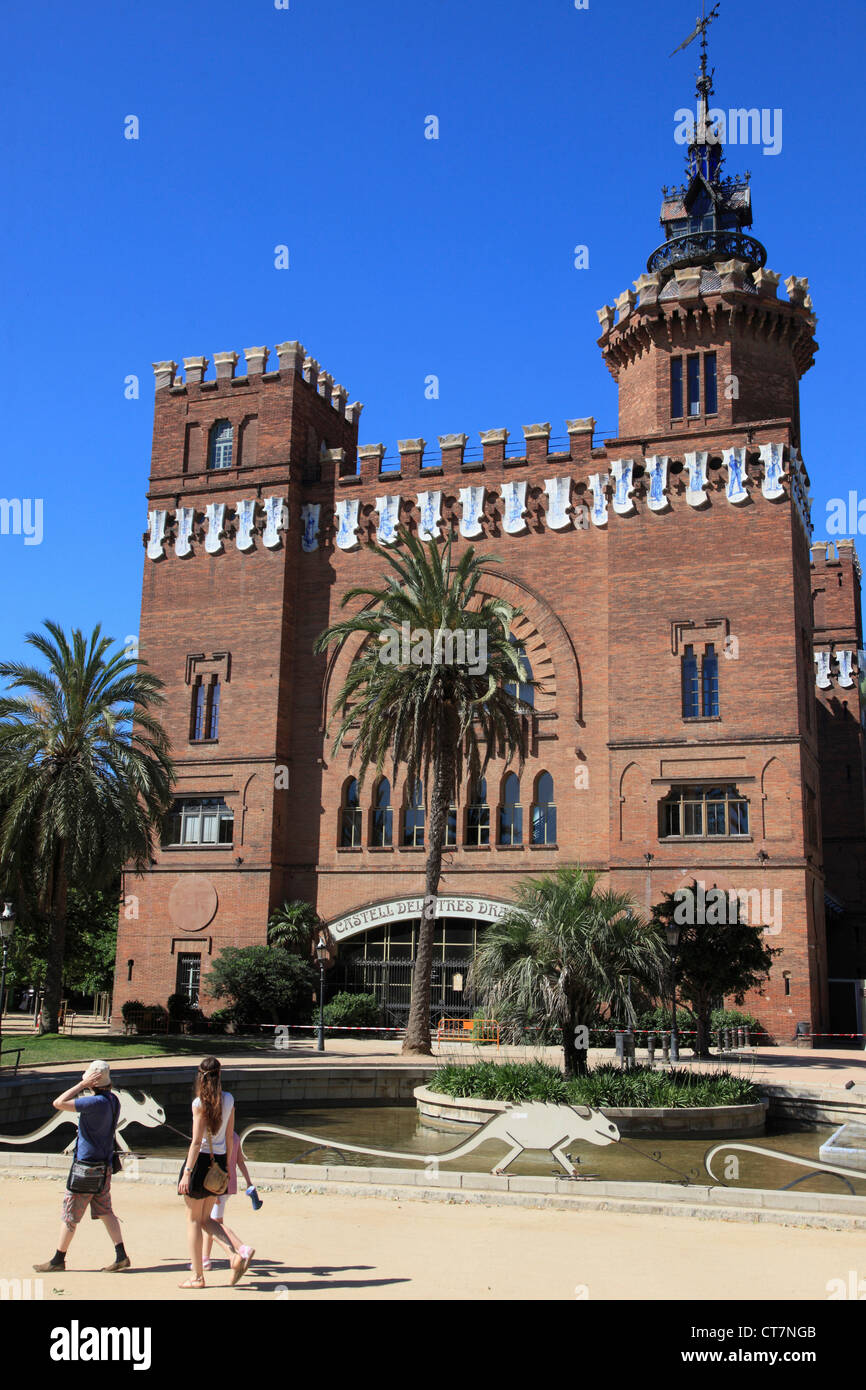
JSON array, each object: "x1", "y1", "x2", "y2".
[
  {"x1": 0, "y1": 622, "x2": 173, "y2": 1031},
  {"x1": 471, "y1": 867, "x2": 667, "y2": 1076},
  {"x1": 267, "y1": 899, "x2": 325, "y2": 956},
  {"x1": 651, "y1": 881, "x2": 779, "y2": 1057},
  {"x1": 204, "y1": 945, "x2": 315, "y2": 1027},
  {"x1": 315, "y1": 530, "x2": 530, "y2": 1056}
]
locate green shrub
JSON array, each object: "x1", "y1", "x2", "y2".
[
  {"x1": 429, "y1": 1060, "x2": 757, "y2": 1109},
  {"x1": 710, "y1": 1008, "x2": 767, "y2": 1038},
  {"x1": 120, "y1": 999, "x2": 146, "y2": 1023},
  {"x1": 322, "y1": 992, "x2": 381, "y2": 1028}
]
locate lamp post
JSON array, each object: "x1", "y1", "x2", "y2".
[
  {"x1": 315, "y1": 934, "x2": 328, "y2": 1053},
  {"x1": 664, "y1": 919, "x2": 680, "y2": 1065},
  {"x1": 0, "y1": 902, "x2": 17, "y2": 1063}
]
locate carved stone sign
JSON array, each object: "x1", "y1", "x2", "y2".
[{"x1": 327, "y1": 893, "x2": 512, "y2": 941}]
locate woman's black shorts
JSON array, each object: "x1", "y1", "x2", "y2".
[{"x1": 178, "y1": 1151, "x2": 227, "y2": 1200}]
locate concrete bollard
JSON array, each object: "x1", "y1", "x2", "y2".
[{"x1": 647, "y1": 1031, "x2": 656, "y2": 1065}]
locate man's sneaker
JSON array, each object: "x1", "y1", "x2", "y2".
[
  {"x1": 102, "y1": 1256, "x2": 131, "y2": 1272},
  {"x1": 33, "y1": 1258, "x2": 65, "y2": 1273}
]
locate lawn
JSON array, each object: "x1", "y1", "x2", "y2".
[{"x1": 0, "y1": 1032, "x2": 278, "y2": 1071}]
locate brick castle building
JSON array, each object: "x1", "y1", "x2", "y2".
[{"x1": 114, "y1": 56, "x2": 866, "y2": 1044}]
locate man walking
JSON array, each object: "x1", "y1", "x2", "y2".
[{"x1": 33, "y1": 1060, "x2": 130, "y2": 1273}]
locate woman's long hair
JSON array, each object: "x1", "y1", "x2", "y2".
[{"x1": 195, "y1": 1056, "x2": 223, "y2": 1135}]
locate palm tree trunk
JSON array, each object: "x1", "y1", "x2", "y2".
[
  {"x1": 561, "y1": 1016, "x2": 588, "y2": 1079},
  {"x1": 402, "y1": 749, "x2": 453, "y2": 1056},
  {"x1": 41, "y1": 844, "x2": 67, "y2": 1034}
]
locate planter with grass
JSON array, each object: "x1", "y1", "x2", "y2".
[{"x1": 415, "y1": 1061, "x2": 767, "y2": 1137}]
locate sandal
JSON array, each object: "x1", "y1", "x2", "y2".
[
  {"x1": 179, "y1": 1276, "x2": 206, "y2": 1289},
  {"x1": 229, "y1": 1252, "x2": 251, "y2": 1286}
]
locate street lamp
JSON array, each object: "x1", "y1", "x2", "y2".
[
  {"x1": 315, "y1": 933, "x2": 329, "y2": 1053},
  {"x1": 664, "y1": 919, "x2": 681, "y2": 1064},
  {"x1": 0, "y1": 902, "x2": 17, "y2": 1063}
]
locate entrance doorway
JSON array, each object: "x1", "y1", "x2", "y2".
[{"x1": 330, "y1": 917, "x2": 483, "y2": 1026}]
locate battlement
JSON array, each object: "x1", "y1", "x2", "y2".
[
  {"x1": 151, "y1": 342, "x2": 362, "y2": 424},
  {"x1": 349, "y1": 419, "x2": 599, "y2": 484}
]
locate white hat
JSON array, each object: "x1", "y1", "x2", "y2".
[{"x1": 82, "y1": 1060, "x2": 111, "y2": 1087}]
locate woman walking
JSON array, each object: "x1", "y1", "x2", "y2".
[{"x1": 177, "y1": 1057, "x2": 255, "y2": 1289}]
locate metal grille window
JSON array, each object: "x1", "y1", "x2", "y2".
[
  {"x1": 671, "y1": 357, "x2": 684, "y2": 419},
  {"x1": 702, "y1": 643, "x2": 719, "y2": 716},
  {"x1": 340, "y1": 779, "x2": 362, "y2": 847},
  {"x1": 661, "y1": 785, "x2": 750, "y2": 839},
  {"x1": 466, "y1": 778, "x2": 490, "y2": 846},
  {"x1": 176, "y1": 954, "x2": 201, "y2": 1006},
  {"x1": 163, "y1": 798, "x2": 234, "y2": 846},
  {"x1": 499, "y1": 772, "x2": 523, "y2": 846},
  {"x1": 531, "y1": 772, "x2": 557, "y2": 845},
  {"x1": 208, "y1": 420, "x2": 234, "y2": 470},
  {"x1": 403, "y1": 781, "x2": 425, "y2": 847},
  {"x1": 682, "y1": 644, "x2": 700, "y2": 718},
  {"x1": 372, "y1": 778, "x2": 393, "y2": 847}
]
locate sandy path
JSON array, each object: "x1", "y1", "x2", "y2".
[{"x1": 1, "y1": 1175, "x2": 861, "y2": 1302}]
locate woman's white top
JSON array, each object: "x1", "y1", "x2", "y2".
[{"x1": 193, "y1": 1092, "x2": 234, "y2": 1154}]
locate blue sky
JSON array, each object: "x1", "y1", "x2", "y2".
[{"x1": 1, "y1": 0, "x2": 863, "y2": 667}]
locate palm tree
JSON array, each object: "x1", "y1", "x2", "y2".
[
  {"x1": 267, "y1": 899, "x2": 325, "y2": 955},
  {"x1": 315, "y1": 529, "x2": 531, "y2": 1055},
  {"x1": 471, "y1": 867, "x2": 668, "y2": 1076},
  {"x1": 0, "y1": 622, "x2": 173, "y2": 1032}
]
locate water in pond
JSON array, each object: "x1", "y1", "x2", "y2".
[{"x1": 13, "y1": 1102, "x2": 857, "y2": 1196}]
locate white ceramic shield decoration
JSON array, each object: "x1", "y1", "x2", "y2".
[
  {"x1": 175, "y1": 507, "x2": 195, "y2": 558},
  {"x1": 759, "y1": 442, "x2": 785, "y2": 501},
  {"x1": 205, "y1": 502, "x2": 226, "y2": 555},
  {"x1": 501, "y1": 480, "x2": 528, "y2": 535},
  {"x1": 459, "y1": 486, "x2": 485, "y2": 539},
  {"x1": 147, "y1": 510, "x2": 168, "y2": 561},
  {"x1": 683, "y1": 451, "x2": 710, "y2": 507},
  {"x1": 335, "y1": 497, "x2": 360, "y2": 551},
  {"x1": 587, "y1": 474, "x2": 608, "y2": 527},
  {"x1": 301, "y1": 503, "x2": 321, "y2": 553},
  {"x1": 645, "y1": 455, "x2": 669, "y2": 512},
  {"x1": 837, "y1": 651, "x2": 856, "y2": 689},
  {"x1": 544, "y1": 476, "x2": 572, "y2": 530},
  {"x1": 416, "y1": 491, "x2": 442, "y2": 543},
  {"x1": 814, "y1": 651, "x2": 831, "y2": 689},
  {"x1": 724, "y1": 448, "x2": 749, "y2": 504},
  {"x1": 610, "y1": 459, "x2": 636, "y2": 516},
  {"x1": 236, "y1": 499, "x2": 256, "y2": 551},
  {"x1": 263, "y1": 496, "x2": 286, "y2": 549},
  {"x1": 375, "y1": 495, "x2": 400, "y2": 546}
]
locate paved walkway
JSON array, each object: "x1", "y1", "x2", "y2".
[
  {"x1": 3, "y1": 1174, "x2": 862, "y2": 1301},
  {"x1": 10, "y1": 1038, "x2": 866, "y2": 1091}
]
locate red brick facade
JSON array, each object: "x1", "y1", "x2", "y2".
[{"x1": 113, "y1": 235, "x2": 865, "y2": 1044}]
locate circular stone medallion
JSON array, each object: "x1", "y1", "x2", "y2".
[{"x1": 168, "y1": 875, "x2": 218, "y2": 933}]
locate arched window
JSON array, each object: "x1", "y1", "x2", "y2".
[
  {"x1": 499, "y1": 772, "x2": 522, "y2": 846},
  {"x1": 531, "y1": 772, "x2": 556, "y2": 845},
  {"x1": 505, "y1": 639, "x2": 534, "y2": 708},
  {"x1": 209, "y1": 420, "x2": 234, "y2": 470},
  {"x1": 466, "y1": 777, "x2": 490, "y2": 846},
  {"x1": 404, "y1": 781, "x2": 425, "y2": 848},
  {"x1": 340, "y1": 779, "x2": 362, "y2": 848},
  {"x1": 372, "y1": 778, "x2": 392, "y2": 847}
]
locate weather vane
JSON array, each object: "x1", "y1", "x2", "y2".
[{"x1": 670, "y1": 2, "x2": 720, "y2": 95}]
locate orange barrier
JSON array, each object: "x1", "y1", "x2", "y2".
[{"x1": 437, "y1": 1017, "x2": 500, "y2": 1048}]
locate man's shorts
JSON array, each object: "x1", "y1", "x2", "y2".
[{"x1": 62, "y1": 1174, "x2": 114, "y2": 1227}]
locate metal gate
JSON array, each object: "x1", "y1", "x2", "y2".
[{"x1": 331, "y1": 956, "x2": 474, "y2": 1027}]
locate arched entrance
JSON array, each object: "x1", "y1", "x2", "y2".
[{"x1": 326, "y1": 894, "x2": 512, "y2": 1026}]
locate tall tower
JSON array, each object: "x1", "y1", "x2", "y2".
[
  {"x1": 597, "y1": 14, "x2": 828, "y2": 1037},
  {"x1": 113, "y1": 346, "x2": 361, "y2": 1021}
]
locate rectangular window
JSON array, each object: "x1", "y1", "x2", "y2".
[
  {"x1": 661, "y1": 786, "x2": 750, "y2": 840},
  {"x1": 372, "y1": 807, "x2": 393, "y2": 847},
  {"x1": 687, "y1": 355, "x2": 701, "y2": 416},
  {"x1": 682, "y1": 645, "x2": 700, "y2": 718},
  {"x1": 192, "y1": 681, "x2": 206, "y2": 741},
  {"x1": 704, "y1": 352, "x2": 718, "y2": 415},
  {"x1": 404, "y1": 807, "x2": 425, "y2": 848},
  {"x1": 670, "y1": 357, "x2": 683, "y2": 419},
  {"x1": 467, "y1": 803, "x2": 490, "y2": 847},
  {"x1": 340, "y1": 808, "x2": 362, "y2": 848},
  {"x1": 445, "y1": 805, "x2": 457, "y2": 847},
  {"x1": 702, "y1": 644, "x2": 719, "y2": 717},
  {"x1": 207, "y1": 681, "x2": 220, "y2": 740},
  {"x1": 176, "y1": 954, "x2": 201, "y2": 1006},
  {"x1": 163, "y1": 798, "x2": 234, "y2": 846}
]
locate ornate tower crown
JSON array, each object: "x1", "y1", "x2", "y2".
[{"x1": 647, "y1": 3, "x2": 767, "y2": 278}]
